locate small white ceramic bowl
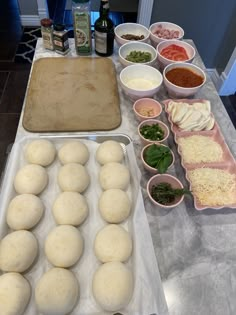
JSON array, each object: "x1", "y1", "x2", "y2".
[
  {"x1": 149, "y1": 21, "x2": 184, "y2": 47},
  {"x1": 141, "y1": 143, "x2": 175, "y2": 174},
  {"x1": 119, "y1": 42, "x2": 157, "y2": 67},
  {"x1": 133, "y1": 98, "x2": 162, "y2": 121},
  {"x1": 156, "y1": 40, "x2": 195, "y2": 70},
  {"x1": 119, "y1": 64, "x2": 163, "y2": 100},
  {"x1": 163, "y1": 62, "x2": 206, "y2": 98},
  {"x1": 147, "y1": 174, "x2": 184, "y2": 208},
  {"x1": 138, "y1": 119, "x2": 169, "y2": 145},
  {"x1": 115, "y1": 23, "x2": 150, "y2": 46}
]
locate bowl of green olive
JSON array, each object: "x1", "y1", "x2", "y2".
[
  {"x1": 138, "y1": 119, "x2": 169, "y2": 145},
  {"x1": 119, "y1": 41, "x2": 158, "y2": 67}
]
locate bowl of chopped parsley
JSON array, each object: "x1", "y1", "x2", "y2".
[
  {"x1": 147, "y1": 174, "x2": 191, "y2": 208},
  {"x1": 138, "y1": 119, "x2": 169, "y2": 145},
  {"x1": 141, "y1": 143, "x2": 175, "y2": 174}
]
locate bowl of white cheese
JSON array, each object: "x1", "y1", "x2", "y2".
[{"x1": 119, "y1": 64, "x2": 163, "y2": 100}]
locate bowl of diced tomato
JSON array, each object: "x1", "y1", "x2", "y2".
[{"x1": 156, "y1": 39, "x2": 195, "y2": 70}]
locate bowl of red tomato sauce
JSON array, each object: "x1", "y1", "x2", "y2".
[
  {"x1": 156, "y1": 40, "x2": 195, "y2": 70},
  {"x1": 163, "y1": 62, "x2": 206, "y2": 98}
]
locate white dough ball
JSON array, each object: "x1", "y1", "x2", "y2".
[
  {"x1": 92, "y1": 261, "x2": 134, "y2": 312},
  {"x1": 35, "y1": 267, "x2": 79, "y2": 315},
  {"x1": 94, "y1": 224, "x2": 132, "y2": 263},
  {"x1": 99, "y1": 189, "x2": 131, "y2": 223},
  {"x1": 0, "y1": 230, "x2": 38, "y2": 272},
  {"x1": 0, "y1": 272, "x2": 31, "y2": 315},
  {"x1": 58, "y1": 141, "x2": 89, "y2": 165},
  {"x1": 45, "y1": 225, "x2": 83, "y2": 267},
  {"x1": 7, "y1": 194, "x2": 44, "y2": 230},
  {"x1": 14, "y1": 164, "x2": 48, "y2": 195},
  {"x1": 99, "y1": 162, "x2": 130, "y2": 190},
  {"x1": 57, "y1": 163, "x2": 90, "y2": 193},
  {"x1": 96, "y1": 140, "x2": 124, "y2": 165},
  {"x1": 52, "y1": 192, "x2": 89, "y2": 226},
  {"x1": 25, "y1": 139, "x2": 56, "y2": 166}
]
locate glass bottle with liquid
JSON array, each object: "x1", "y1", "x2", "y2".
[
  {"x1": 72, "y1": 0, "x2": 92, "y2": 55},
  {"x1": 94, "y1": 0, "x2": 114, "y2": 57}
]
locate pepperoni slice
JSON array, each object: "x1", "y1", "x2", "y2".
[{"x1": 160, "y1": 44, "x2": 189, "y2": 61}]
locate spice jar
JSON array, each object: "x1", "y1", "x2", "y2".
[
  {"x1": 53, "y1": 24, "x2": 70, "y2": 55},
  {"x1": 41, "y1": 18, "x2": 54, "y2": 51}
]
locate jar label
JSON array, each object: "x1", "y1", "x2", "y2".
[
  {"x1": 95, "y1": 31, "x2": 107, "y2": 54},
  {"x1": 74, "y1": 12, "x2": 92, "y2": 54},
  {"x1": 41, "y1": 29, "x2": 54, "y2": 50}
]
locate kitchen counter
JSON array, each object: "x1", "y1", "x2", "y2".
[{"x1": 14, "y1": 38, "x2": 236, "y2": 315}]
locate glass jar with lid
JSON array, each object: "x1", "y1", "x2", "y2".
[{"x1": 41, "y1": 18, "x2": 54, "y2": 51}]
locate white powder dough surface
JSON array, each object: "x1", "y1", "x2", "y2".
[
  {"x1": 35, "y1": 267, "x2": 79, "y2": 315},
  {"x1": 14, "y1": 164, "x2": 48, "y2": 195},
  {"x1": 6, "y1": 194, "x2": 44, "y2": 230},
  {"x1": 0, "y1": 230, "x2": 38, "y2": 272},
  {"x1": 99, "y1": 162, "x2": 130, "y2": 190},
  {"x1": 52, "y1": 191, "x2": 89, "y2": 226},
  {"x1": 44, "y1": 225, "x2": 84, "y2": 268},
  {"x1": 57, "y1": 163, "x2": 90, "y2": 193},
  {"x1": 0, "y1": 272, "x2": 31, "y2": 315},
  {"x1": 92, "y1": 261, "x2": 134, "y2": 312},
  {"x1": 94, "y1": 224, "x2": 132, "y2": 263},
  {"x1": 58, "y1": 141, "x2": 89, "y2": 165},
  {"x1": 24, "y1": 139, "x2": 56, "y2": 166},
  {"x1": 99, "y1": 188, "x2": 131, "y2": 223},
  {"x1": 96, "y1": 140, "x2": 124, "y2": 165}
]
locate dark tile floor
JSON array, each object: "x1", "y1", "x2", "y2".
[{"x1": 0, "y1": 0, "x2": 31, "y2": 176}]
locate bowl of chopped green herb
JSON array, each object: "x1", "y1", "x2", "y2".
[
  {"x1": 138, "y1": 119, "x2": 169, "y2": 145},
  {"x1": 141, "y1": 143, "x2": 175, "y2": 174},
  {"x1": 119, "y1": 42, "x2": 157, "y2": 67},
  {"x1": 147, "y1": 174, "x2": 190, "y2": 208}
]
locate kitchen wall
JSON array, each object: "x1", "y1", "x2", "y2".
[
  {"x1": 151, "y1": 0, "x2": 236, "y2": 70},
  {"x1": 18, "y1": 0, "x2": 38, "y2": 15},
  {"x1": 17, "y1": 0, "x2": 235, "y2": 70}
]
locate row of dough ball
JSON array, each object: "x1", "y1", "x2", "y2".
[
  {"x1": 92, "y1": 146, "x2": 133, "y2": 312},
  {"x1": 24, "y1": 139, "x2": 89, "y2": 166},
  {"x1": 13, "y1": 162, "x2": 90, "y2": 195},
  {"x1": 15, "y1": 139, "x2": 127, "y2": 195},
  {"x1": 24, "y1": 139, "x2": 125, "y2": 166},
  {"x1": 0, "y1": 263, "x2": 133, "y2": 315},
  {"x1": 0, "y1": 227, "x2": 84, "y2": 273},
  {"x1": 0, "y1": 268, "x2": 79, "y2": 315},
  {"x1": 6, "y1": 191, "x2": 89, "y2": 230}
]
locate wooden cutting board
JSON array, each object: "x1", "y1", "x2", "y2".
[{"x1": 23, "y1": 57, "x2": 121, "y2": 132}]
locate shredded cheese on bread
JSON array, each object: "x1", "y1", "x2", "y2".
[
  {"x1": 177, "y1": 135, "x2": 223, "y2": 164},
  {"x1": 188, "y1": 168, "x2": 236, "y2": 206}
]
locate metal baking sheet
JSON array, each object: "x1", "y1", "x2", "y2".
[{"x1": 0, "y1": 133, "x2": 168, "y2": 315}]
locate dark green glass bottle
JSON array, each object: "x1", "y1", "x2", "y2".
[{"x1": 94, "y1": 0, "x2": 114, "y2": 57}]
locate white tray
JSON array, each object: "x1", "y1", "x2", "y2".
[{"x1": 0, "y1": 134, "x2": 169, "y2": 315}]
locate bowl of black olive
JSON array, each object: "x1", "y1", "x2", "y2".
[
  {"x1": 147, "y1": 174, "x2": 190, "y2": 208},
  {"x1": 119, "y1": 42, "x2": 158, "y2": 67},
  {"x1": 115, "y1": 23, "x2": 150, "y2": 46}
]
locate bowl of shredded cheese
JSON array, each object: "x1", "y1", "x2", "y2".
[{"x1": 133, "y1": 98, "x2": 162, "y2": 121}]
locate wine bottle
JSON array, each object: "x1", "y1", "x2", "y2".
[{"x1": 94, "y1": 0, "x2": 114, "y2": 57}]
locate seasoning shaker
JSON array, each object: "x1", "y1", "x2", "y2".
[
  {"x1": 53, "y1": 24, "x2": 70, "y2": 55},
  {"x1": 41, "y1": 18, "x2": 54, "y2": 51}
]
